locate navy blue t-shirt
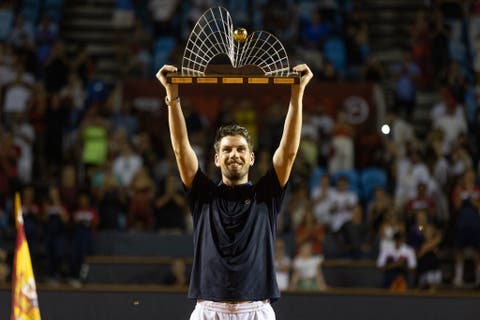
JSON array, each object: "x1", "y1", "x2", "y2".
[{"x1": 186, "y1": 166, "x2": 286, "y2": 302}]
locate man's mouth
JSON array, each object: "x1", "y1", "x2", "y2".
[{"x1": 228, "y1": 162, "x2": 242, "y2": 169}]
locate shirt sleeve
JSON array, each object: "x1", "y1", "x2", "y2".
[
  {"x1": 377, "y1": 248, "x2": 388, "y2": 267},
  {"x1": 185, "y1": 169, "x2": 215, "y2": 217},
  {"x1": 256, "y1": 165, "x2": 288, "y2": 215},
  {"x1": 406, "y1": 247, "x2": 417, "y2": 269}
]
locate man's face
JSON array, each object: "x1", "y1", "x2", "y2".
[{"x1": 214, "y1": 135, "x2": 254, "y2": 185}]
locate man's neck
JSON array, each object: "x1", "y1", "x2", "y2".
[{"x1": 222, "y1": 177, "x2": 249, "y2": 187}]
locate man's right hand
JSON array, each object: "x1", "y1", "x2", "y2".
[{"x1": 156, "y1": 65, "x2": 179, "y2": 99}]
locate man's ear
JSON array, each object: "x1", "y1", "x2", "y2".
[
  {"x1": 214, "y1": 153, "x2": 220, "y2": 167},
  {"x1": 249, "y1": 152, "x2": 255, "y2": 166}
]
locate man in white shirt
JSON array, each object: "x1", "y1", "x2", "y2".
[
  {"x1": 329, "y1": 176, "x2": 358, "y2": 232},
  {"x1": 377, "y1": 231, "x2": 417, "y2": 289}
]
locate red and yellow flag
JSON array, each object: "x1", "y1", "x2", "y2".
[{"x1": 11, "y1": 192, "x2": 41, "y2": 320}]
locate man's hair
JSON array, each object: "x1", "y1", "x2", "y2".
[{"x1": 214, "y1": 124, "x2": 253, "y2": 153}]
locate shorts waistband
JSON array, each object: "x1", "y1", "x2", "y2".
[{"x1": 196, "y1": 299, "x2": 270, "y2": 313}]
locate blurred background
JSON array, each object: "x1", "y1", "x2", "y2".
[{"x1": 0, "y1": 0, "x2": 480, "y2": 319}]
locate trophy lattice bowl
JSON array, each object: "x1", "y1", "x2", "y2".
[{"x1": 167, "y1": 6, "x2": 299, "y2": 85}]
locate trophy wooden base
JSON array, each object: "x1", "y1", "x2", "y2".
[{"x1": 166, "y1": 73, "x2": 300, "y2": 85}]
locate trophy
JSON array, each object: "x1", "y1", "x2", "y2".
[{"x1": 167, "y1": 6, "x2": 299, "y2": 85}]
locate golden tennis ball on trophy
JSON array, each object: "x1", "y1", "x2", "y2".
[{"x1": 233, "y1": 28, "x2": 248, "y2": 42}]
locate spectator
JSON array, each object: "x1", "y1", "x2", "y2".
[
  {"x1": 9, "y1": 15, "x2": 35, "y2": 47},
  {"x1": 390, "y1": 49, "x2": 420, "y2": 121},
  {"x1": 318, "y1": 59, "x2": 340, "y2": 82},
  {"x1": 59, "y1": 164, "x2": 79, "y2": 213},
  {"x1": 450, "y1": 143, "x2": 473, "y2": 180},
  {"x1": 44, "y1": 41, "x2": 68, "y2": 93},
  {"x1": 274, "y1": 238, "x2": 291, "y2": 291},
  {"x1": 28, "y1": 83, "x2": 48, "y2": 179},
  {"x1": 290, "y1": 241, "x2": 327, "y2": 290},
  {"x1": 35, "y1": 15, "x2": 59, "y2": 66},
  {"x1": 328, "y1": 111, "x2": 354, "y2": 174},
  {"x1": 0, "y1": 131, "x2": 20, "y2": 197},
  {"x1": 0, "y1": 42, "x2": 16, "y2": 87},
  {"x1": 45, "y1": 93, "x2": 67, "y2": 175},
  {"x1": 12, "y1": 111, "x2": 35, "y2": 184},
  {"x1": 80, "y1": 107, "x2": 110, "y2": 181},
  {"x1": 363, "y1": 55, "x2": 385, "y2": 82},
  {"x1": 342, "y1": 205, "x2": 370, "y2": 259},
  {"x1": 0, "y1": 2, "x2": 14, "y2": 42},
  {"x1": 433, "y1": 97, "x2": 467, "y2": 155},
  {"x1": 112, "y1": 140, "x2": 142, "y2": 188},
  {"x1": 378, "y1": 212, "x2": 405, "y2": 253},
  {"x1": 128, "y1": 166, "x2": 155, "y2": 231},
  {"x1": 414, "y1": 223, "x2": 443, "y2": 290},
  {"x1": 112, "y1": 0, "x2": 135, "y2": 30},
  {"x1": 2, "y1": 71, "x2": 32, "y2": 127},
  {"x1": 310, "y1": 174, "x2": 336, "y2": 226},
  {"x1": 14, "y1": 33, "x2": 38, "y2": 78},
  {"x1": 451, "y1": 169, "x2": 480, "y2": 287},
  {"x1": 405, "y1": 182, "x2": 436, "y2": 228},
  {"x1": 163, "y1": 258, "x2": 188, "y2": 287},
  {"x1": 295, "y1": 207, "x2": 325, "y2": 256},
  {"x1": 394, "y1": 148, "x2": 432, "y2": 210},
  {"x1": 329, "y1": 175, "x2": 358, "y2": 233},
  {"x1": 154, "y1": 174, "x2": 188, "y2": 233},
  {"x1": 300, "y1": 8, "x2": 330, "y2": 49},
  {"x1": 70, "y1": 192, "x2": 99, "y2": 280},
  {"x1": 285, "y1": 184, "x2": 311, "y2": 230},
  {"x1": 441, "y1": 60, "x2": 467, "y2": 105},
  {"x1": 71, "y1": 45, "x2": 95, "y2": 86},
  {"x1": 409, "y1": 10, "x2": 431, "y2": 87},
  {"x1": 93, "y1": 162, "x2": 126, "y2": 230},
  {"x1": 60, "y1": 73, "x2": 87, "y2": 152},
  {"x1": 385, "y1": 109, "x2": 415, "y2": 157},
  {"x1": 430, "y1": 9, "x2": 451, "y2": 82},
  {"x1": 377, "y1": 231, "x2": 417, "y2": 291},
  {"x1": 42, "y1": 185, "x2": 69, "y2": 281},
  {"x1": 367, "y1": 187, "x2": 394, "y2": 246},
  {"x1": 21, "y1": 185, "x2": 42, "y2": 264}
]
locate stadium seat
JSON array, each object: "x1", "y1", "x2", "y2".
[
  {"x1": 0, "y1": 7, "x2": 14, "y2": 41},
  {"x1": 359, "y1": 167, "x2": 387, "y2": 203},
  {"x1": 323, "y1": 34, "x2": 347, "y2": 75},
  {"x1": 21, "y1": 0, "x2": 41, "y2": 24},
  {"x1": 44, "y1": 0, "x2": 65, "y2": 22},
  {"x1": 308, "y1": 167, "x2": 326, "y2": 192},
  {"x1": 153, "y1": 37, "x2": 176, "y2": 72}
]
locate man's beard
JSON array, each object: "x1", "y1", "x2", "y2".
[{"x1": 222, "y1": 165, "x2": 248, "y2": 182}]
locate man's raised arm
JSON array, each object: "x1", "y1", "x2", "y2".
[
  {"x1": 273, "y1": 64, "x2": 313, "y2": 187},
  {"x1": 156, "y1": 65, "x2": 198, "y2": 189}
]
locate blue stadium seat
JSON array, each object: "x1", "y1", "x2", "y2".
[
  {"x1": 21, "y1": 0, "x2": 41, "y2": 24},
  {"x1": 323, "y1": 34, "x2": 347, "y2": 75},
  {"x1": 308, "y1": 167, "x2": 326, "y2": 193},
  {"x1": 44, "y1": 0, "x2": 65, "y2": 22},
  {"x1": 0, "y1": 7, "x2": 14, "y2": 41},
  {"x1": 153, "y1": 37, "x2": 176, "y2": 71},
  {"x1": 359, "y1": 167, "x2": 387, "y2": 203}
]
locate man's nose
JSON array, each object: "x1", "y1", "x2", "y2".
[{"x1": 230, "y1": 149, "x2": 239, "y2": 158}]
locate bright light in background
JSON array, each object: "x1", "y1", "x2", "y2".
[{"x1": 381, "y1": 124, "x2": 390, "y2": 135}]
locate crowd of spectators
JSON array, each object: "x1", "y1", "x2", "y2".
[{"x1": 0, "y1": 0, "x2": 480, "y2": 289}]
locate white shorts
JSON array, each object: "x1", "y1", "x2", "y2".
[{"x1": 189, "y1": 300, "x2": 276, "y2": 320}]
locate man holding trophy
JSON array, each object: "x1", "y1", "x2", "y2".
[{"x1": 156, "y1": 6, "x2": 313, "y2": 320}]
